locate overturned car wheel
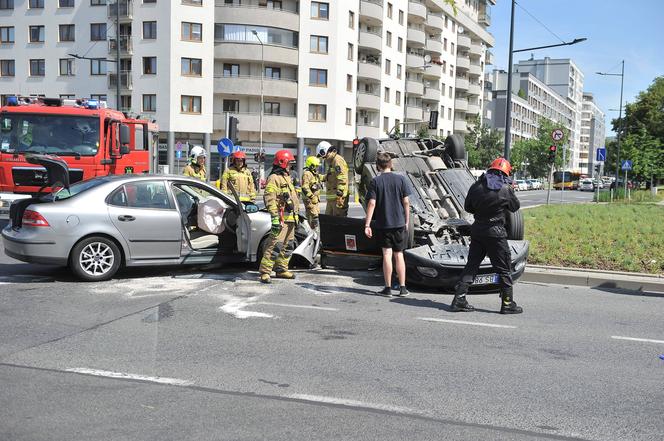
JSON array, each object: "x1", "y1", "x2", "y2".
[
  {"x1": 505, "y1": 210, "x2": 524, "y2": 240},
  {"x1": 444, "y1": 134, "x2": 466, "y2": 161},
  {"x1": 353, "y1": 138, "x2": 379, "y2": 171}
]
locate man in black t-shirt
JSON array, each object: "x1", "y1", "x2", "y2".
[{"x1": 364, "y1": 152, "x2": 412, "y2": 297}]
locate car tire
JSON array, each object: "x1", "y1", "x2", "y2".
[
  {"x1": 70, "y1": 236, "x2": 122, "y2": 282},
  {"x1": 505, "y1": 210, "x2": 524, "y2": 240},
  {"x1": 255, "y1": 235, "x2": 269, "y2": 269},
  {"x1": 353, "y1": 137, "x2": 379, "y2": 171},
  {"x1": 406, "y1": 214, "x2": 415, "y2": 249},
  {"x1": 444, "y1": 134, "x2": 466, "y2": 161}
]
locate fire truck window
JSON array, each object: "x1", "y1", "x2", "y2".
[{"x1": 134, "y1": 126, "x2": 145, "y2": 150}]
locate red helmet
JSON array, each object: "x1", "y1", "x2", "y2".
[
  {"x1": 231, "y1": 150, "x2": 246, "y2": 160},
  {"x1": 488, "y1": 157, "x2": 512, "y2": 176},
  {"x1": 273, "y1": 149, "x2": 295, "y2": 169}
]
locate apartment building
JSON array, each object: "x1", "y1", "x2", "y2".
[{"x1": 580, "y1": 92, "x2": 606, "y2": 175}]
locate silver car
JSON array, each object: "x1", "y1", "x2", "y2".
[{"x1": 2, "y1": 155, "x2": 319, "y2": 281}]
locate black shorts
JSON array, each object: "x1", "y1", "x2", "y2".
[{"x1": 376, "y1": 227, "x2": 407, "y2": 251}]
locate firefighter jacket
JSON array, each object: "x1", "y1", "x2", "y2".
[
  {"x1": 464, "y1": 172, "x2": 520, "y2": 238},
  {"x1": 264, "y1": 171, "x2": 300, "y2": 223},
  {"x1": 183, "y1": 164, "x2": 206, "y2": 181},
  {"x1": 325, "y1": 152, "x2": 349, "y2": 197},
  {"x1": 301, "y1": 169, "x2": 321, "y2": 215},
  {"x1": 219, "y1": 165, "x2": 256, "y2": 202}
]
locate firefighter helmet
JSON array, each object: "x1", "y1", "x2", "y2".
[
  {"x1": 488, "y1": 157, "x2": 512, "y2": 176},
  {"x1": 316, "y1": 141, "x2": 334, "y2": 157},
  {"x1": 189, "y1": 146, "x2": 207, "y2": 162},
  {"x1": 305, "y1": 156, "x2": 320, "y2": 169},
  {"x1": 273, "y1": 150, "x2": 295, "y2": 169},
  {"x1": 230, "y1": 150, "x2": 246, "y2": 160}
]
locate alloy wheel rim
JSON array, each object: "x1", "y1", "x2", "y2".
[{"x1": 79, "y1": 242, "x2": 114, "y2": 276}]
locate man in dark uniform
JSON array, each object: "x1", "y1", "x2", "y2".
[{"x1": 451, "y1": 157, "x2": 523, "y2": 314}]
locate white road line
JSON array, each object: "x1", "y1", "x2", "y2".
[
  {"x1": 259, "y1": 302, "x2": 339, "y2": 311},
  {"x1": 287, "y1": 393, "x2": 418, "y2": 414},
  {"x1": 66, "y1": 368, "x2": 193, "y2": 386},
  {"x1": 417, "y1": 317, "x2": 517, "y2": 329},
  {"x1": 610, "y1": 336, "x2": 664, "y2": 345}
]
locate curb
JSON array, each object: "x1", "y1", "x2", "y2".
[{"x1": 522, "y1": 265, "x2": 664, "y2": 294}]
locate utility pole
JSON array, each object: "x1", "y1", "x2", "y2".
[
  {"x1": 115, "y1": 0, "x2": 121, "y2": 110},
  {"x1": 503, "y1": 0, "x2": 516, "y2": 160}
]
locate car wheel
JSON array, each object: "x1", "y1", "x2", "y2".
[
  {"x1": 505, "y1": 210, "x2": 524, "y2": 240},
  {"x1": 70, "y1": 236, "x2": 122, "y2": 282},
  {"x1": 255, "y1": 235, "x2": 270, "y2": 269},
  {"x1": 353, "y1": 137, "x2": 379, "y2": 171},
  {"x1": 444, "y1": 134, "x2": 466, "y2": 161}
]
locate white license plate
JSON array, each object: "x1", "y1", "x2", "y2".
[{"x1": 473, "y1": 274, "x2": 499, "y2": 285}]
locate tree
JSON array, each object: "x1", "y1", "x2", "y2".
[
  {"x1": 464, "y1": 115, "x2": 503, "y2": 169},
  {"x1": 510, "y1": 117, "x2": 568, "y2": 178}
]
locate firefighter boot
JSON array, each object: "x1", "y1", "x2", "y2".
[
  {"x1": 275, "y1": 271, "x2": 296, "y2": 280},
  {"x1": 260, "y1": 274, "x2": 271, "y2": 284},
  {"x1": 500, "y1": 287, "x2": 523, "y2": 314},
  {"x1": 451, "y1": 282, "x2": 475, "y2": 312}
]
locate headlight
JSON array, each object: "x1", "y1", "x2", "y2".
[
  {"x1": 514, "y1": 259, "x2": 526, "y2": 271},
  {"x1": 417, "y1": 266, "x2": 438, "y2": 278}
]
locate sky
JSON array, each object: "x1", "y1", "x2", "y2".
[{"x1": 488, "y1": 0, "x2": 664, "y2": 136}]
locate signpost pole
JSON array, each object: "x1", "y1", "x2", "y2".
[
  {"x1": 624, "y1": 168, "x2": 628, "y2": 199},
  {"x1": 546, "y1": 163, "x2": 553, "y2": 205},
  {"x1": 561, "y1": 145, "x2": 566, "y2": 203}
]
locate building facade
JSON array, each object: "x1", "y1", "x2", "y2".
[{"x1": 580, "y1": 92, "x2": 606, "y2": 175}]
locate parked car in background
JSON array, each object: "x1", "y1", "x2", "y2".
[
  {"x1": 515, "y1": 179, "x2": 529, "y2": 191},
  {"x1": 578, "y1": 179, "x2": 595, "y2": 191},
  {"x1": 526, "y1": 179, "x2": 542, "y2": 190},
  {"x1": 592, "y1": 179, "x2": 604, "y2": 189}
]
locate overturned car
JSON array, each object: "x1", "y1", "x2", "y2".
[{"x1": 319, "y1": 135, "x2": 529, "y2": 292}]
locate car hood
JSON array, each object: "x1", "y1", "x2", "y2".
[{"x1": 24, "y1": 154, "x2": 70, "y2": 190}]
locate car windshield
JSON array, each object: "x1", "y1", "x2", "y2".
[
  {"x1": 41, "y1": 177, "x2": 110, "y2": 202},
  {"x1": 0, "y1": 113, "x2": 100, "y2": 156}
]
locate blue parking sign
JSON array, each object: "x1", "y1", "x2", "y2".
[
  {"x1": 621, "y1": 160, "x2": 632, "y2": 171},
  {"x1": 217, "y1": 137, "x2": 234, "y2": 157},
  {"x1": 596, "y1": 148, "x2": 606, "y2": 162}
]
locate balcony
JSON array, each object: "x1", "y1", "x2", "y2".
[
  {"x1": 406, "y1": 106, "x2": 422, "y2": 120},
  {"x1": 479, "y1": 9, "x2": 491, "y2": 26},
  {"x1": 457, "y1": 34, "x2": 471, "y2": 49},
  {"x1": 406, "y1": 53, "x2": 427, "y2": 70},
  {"x1": 423, "y1": 87, "x2": 441, "y2": 102},
  {"x1": 359, "y1": 30, "x2": 382, "y2": 52},
  {"x1": 425, "y1": 38, "x2": 442, "y2": 55},
  {"x1": 357, "y1": 123, "x2": 381, "y2": 139},
  {"x1": 454, "y1": 98, "x2": 468, "y2": 111},
  {"x1": 358, "y1": 60, "x2": 382, "y2": 81},
  {"x1": 456, "y1": 56, "x2": 470, "y2": 70},
  {"x1": 454, "y1": 119, "x2": 467, "y2": 132},
  {"x1": 455, "y1": 77, "x2": 469, "y2": 90},
  {"x1": 108, "y1": 36, "x2": 132, "y2": 55},
  {"x1": 215, "y1": 3, "x2": 299, "y2": 32},
  {"x1": 108, "y1": 71, "x2": 132, "y2": 90},
  {"x1": 215, "y1": 42, "x2": 298, "y2": 66},
  {"x1": 406, "y1": 80, "x2": 424, "y2": 95},
  {"x1": 484, "y1": 108, "x2": 492, "y2": 120},
  {"x1": 485, "y1": 50, "x2": 494, "y2": 65},
  {"x1": 422, "y1": 64, "x2": 441, "y2": 79},
  {"x1": 469, "y1": 63, "x2": 482, "y2": 77},
  {"x1": 407, "y1": 27, "x2": 426, "y2": 47},
  {"x1": 468, "y1": 83, "x2": 482, "y2": 96},
  {"x1": 214, "y1": 112, "x2": 297, "y2": 134},
  {"x1": 426, "y1": 14, "x2": 444, "y2": 30},
  {"x1": 408, "y1": 1, "x2": 427, "y2": 22},
  {"x1": 214, "y1": 75, "x2": 298, "y2": 99},
  {"x1": 470, "y1": 41, "x2": 483, "y2": 56},
  {"x1": 360, "y1": 0, "x2": 383, "y2": 25},
  {"x1": 107, "y1": 0, "x2": 133, "y2": 20},
  {"x1": 357, "y1": 91, "x2": 381, "y2": 110},
  {"x1": 467, "y1": 102, "x2": 481, "y2": 115}
]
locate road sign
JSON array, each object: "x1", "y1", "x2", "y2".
[
  {"x1": 176, "y1": 141, "x2": 183, "y2": 151},
  {"x1": 551, "y1": 129, "x2": 564, "y2": 142},
  {"x1": 596, "y1": 148, "x2": 606, "y2": 162},
  {"x1": 217, "y1": 137, "x2": 234, "y2": 157},
  {"x1": 621, "y1": 160, "x2": 632, "y2": 171},
  {"x1": 175, "y1": 150, "x2": 182, "y2": 159}
]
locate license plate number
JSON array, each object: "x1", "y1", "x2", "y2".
[{"x1": 473, "y1": 274, "x2": 499, "y2": 285}]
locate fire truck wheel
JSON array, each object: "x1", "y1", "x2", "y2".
[{"x1": 70, "y1": 236, "x2": 122, "y2": 282}]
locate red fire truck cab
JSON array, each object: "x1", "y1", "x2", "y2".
[{"x1": 0, "y1": 96, "x2": 158, "y2": 218}]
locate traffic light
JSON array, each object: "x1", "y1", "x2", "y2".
[
  {"x1": 548, "y1": 145, "x2": 557, "y2": 163},
  {"x1": 228, "y1": 116, "x2": 239, "y2": 144},
  {"x1": 594, "y1": 164, "x2": 601, "y2": 173}
]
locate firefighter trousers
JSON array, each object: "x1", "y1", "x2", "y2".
[
  {"x1": 259, "y1": 222, "x2": 296, "y2": 275},
  {"x1": 455, "y1": 235, "x2": 513, "y2": 294},
  {"x1": 325, "y1": 194, "x2": 349, "y2": 217},
  {"x1": 305, "y1": 210, "x2": 319, "y2": 236}
]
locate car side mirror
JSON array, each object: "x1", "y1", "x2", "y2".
[
  {"x1": 120, "y1": 144, "x2": 130, "y2": 155},
  {"x1": 119, "y1": 124, "x2": 131, "y2": 147},
  {"x1": 244, "y1": 203, "x2": 258, "y2": 214}
]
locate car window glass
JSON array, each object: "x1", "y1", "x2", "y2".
[
  {"x1": 123, "y1": 181, "x2": 172, "y2": 209},
  {"x1": 109, "y1": 186, "x2": 127, "y2": 206}
]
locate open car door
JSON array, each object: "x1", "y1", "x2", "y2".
[{"x1": 227, "y1": 182, "x2": 251, "y2": 260}]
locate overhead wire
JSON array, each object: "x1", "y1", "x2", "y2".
[{"x1": 514, "y1": 0, "x2": 566, "y2": 44}]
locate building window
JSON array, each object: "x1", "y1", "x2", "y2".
[
  {"x1": 182, "y1": 22, "x2": 202, "y2": 41},
  {"x1": 395, "y1": 118, "x2": 400, "y2": 130},
  {"x1": 90, "y1": 0, "x2": 106, "y2": 5},
  {"x1": 59, "y1": 0, "x2": 74, "y2": 6},
  {"x1": 443, "y1": 38, "x2": 447, "y2": 51},
  {"x1": 311, "y1": 2, "x2": 328, "y2": 20},
  {"x1": 143, "y1": 21, "x2": 157, "y2": 39},
  {"x1": 450, "y1": 65, "x2": 453, "y2": 77},
  {"x1": 29, "y1": 26, "x2": 45, "y2": 43},
  {"x1": 0, "y1": 59, "x2": 15, "y2": 77},
  {"x1": 347, "y1": 43, "x2": 354, "y2": 61},
  {"x1": 395, "y1": 91, "x2": 401, "y2": 105},
  {"x1": 29, "y1": 0, "x2": 44, "y2": 8},
  {"x1": 142, "y1": 94, "x2": 156, "y2": 112},
  {"x1": 181, "y1": 57, "x2": 202, "y2": 76},
  {"x1": 0, "y1": 0, "x2": 14, "y2": 9},
  {"x1": 265, "y1": 66, "x2": 281, "y2": 79},
  {"x1": 182, "y1": 0, "x2": 202, "y2": 4},
  {"x1": 90, "y1": 94, "x2": 107, "y2": 101},
  {"x1": 449, "y1": 86, "x2": 452, "y2": 97},
  {"x1": 143, "y1": 0, "x2": 156, "y2": 3},
  {"x1": 120, "y1": 95, "x2": 131, "y2": 111},
  {"x1": 181, "y1": 95, "x2": 201, "y2": 113},
  {"x1": 386, "y1": 31, "x2": 392, "y2": 47},
  {"x1": 383, "y1": 116, "x2": 389, "y2": 132},
  {"x1": 396, "y1": 64, "x2": 402, "y2": 79},
  {"x1": 264, "y1": 102, "x2": 280, "y2": 115},
  {"x1": 387, "y1": 3, "x2": 393, "y2": 18},
  {"x1": 60, "y1": 94, "x2": 75, "y2": 99},
  {"x1": 90, "y1": 58, "x2": 107, "y2": 75},
  {"x1": 345, "y1": 108, "x2": 351, "y2": 125},
  {"x1": 59, "y1": 24, "x2": 75, "y2": 42},
  {"x1": 143, "y1": 57, "x2": 156, "y2": 74},
  {"x1": 90, "y1": 23, "x2": 106, "y2": 41},
  {"x1": 308, "y1": 104, "x2": 326, "y2": 121},
  {"x1": 346, "y1": 74, "x2": 353, "y2": 92},
  {"x1": 450, "y1": 42, "x2": 455, "y2": 55},
  {"x1": 448, "y1": 108, "x2": 452, "y2": 120},
  {"x1": 309, "y1": 68, "x2": 327, "y2": 87},
  {"x1": 310, "y1": 35, "x2": 328, "y2": 54},
  {"x1": 385, "y1": 59, "x2": 391, "y2": 75},
  {"x1": 384, "y1": 87, "x2": 390, "y2": 103},
  {"x1": 348, "y1": 10, "x2": 355, "y2": 28},
  {"x1": 29, "y1": 59, "x2": 45, "y2": 76},
  {"x1": 397, "y1": 37, "x2": 403, "y2": 52},
  {"x1": 223, "y1": 63, "x2": 239, "y2": 77},
  {"x1": 398, "y1": 10, "x2": 404, "y2": 25},
  {"x1": 223, "y1": 99, "x2": 239, "y2": 112},
  {"x1": 59, "y1": 58, "x2": 74, "y2": 76},
  {"x1": 0, "y1": 26, "x2": 14, "y2": 43}
]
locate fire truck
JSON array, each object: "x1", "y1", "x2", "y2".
[{"x1": 0, "y1": 96, "x2": 159, "y2": 218}]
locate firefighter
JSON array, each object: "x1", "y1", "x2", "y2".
[
  {"x1": 319, "y1": 141, "x2": 349, "y2": 217},
  {"x1": 450, "y1": 157, "x2": 523, "y2": 314},
  {"x1": 259, "y1": 150, "x2": 299, "y2": 284},
  {"x1": 217, "y1": 150, "x2": 256, "y2": 202},
  {"x1": 301, "y1": 155, "x2": 322, "y2": 234},
  {"x1": 183, "y1": 146, "x2": 207, "y2": 181}
]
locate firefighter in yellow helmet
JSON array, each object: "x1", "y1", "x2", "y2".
[
  {"x1": 259, "y1": 150, "x2": 300, "y2": 284},
  {"x1": 301, "y1": 155, "x2": 322, "y2": 234},
  {"x1": 319, "y1": 141, "x2": 349, "y2": 217},
  {"x1": 217, "y1": 150, "x2": 256, "y2": 202},
  {"x1": 183, "y1": 146, "x2": 207, "y2": 181}
]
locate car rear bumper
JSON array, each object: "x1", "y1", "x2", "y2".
[{"x1": 2, "y1": 227, "x2": 68, "y2": 265}]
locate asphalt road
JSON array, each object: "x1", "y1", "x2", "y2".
[
  {"x1": 1, "y1": 235, "x2": 662, "y2": 441},
  {"x1": 515, "y1": 189, "x2": 597, "y2": 208}
]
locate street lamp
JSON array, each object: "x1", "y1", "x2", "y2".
[
  {"x1": 597, "y1": 60, "x2": 625, "y2": 186},
  {"x1": 251, "y1": 30, "x2": 265, "y2": 181},
  {"x1": 503, "y1": 0, "x2": 587, "y2": 161}
]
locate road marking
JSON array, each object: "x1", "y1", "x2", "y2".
[
  {"x1": 417, "y1": 317, "x2": 517, "y2": 329},
  {"x1": 259, "y1": 302, "x2": 339, "y2": 311},
  {"x1": 286, "y1": 393, "x2": 418, "y2": 415},
  {"x1": 220, "y1": 298, "x2": 274, "y2": 319},
  {"x1": 610, "y1": 336, "x2": 664, "y2": 345},
  {"x1": 66, "y1": 368, "x2": 193, "y2": 386}
]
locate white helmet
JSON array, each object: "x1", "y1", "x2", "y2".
[
  {"x1": 316, "y1": 140, "x2": 333, "y2": 157},
  {"x1": 189, "y1": 145, "x2": 207, "y2": 161}
]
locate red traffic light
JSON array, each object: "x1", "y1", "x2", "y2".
[
  {"x1": 352, "y1": 138, "x2": 360, "y2": 146},
  {"x1": 549, "y1": 145, "x2": 557, "y2": 152}
]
